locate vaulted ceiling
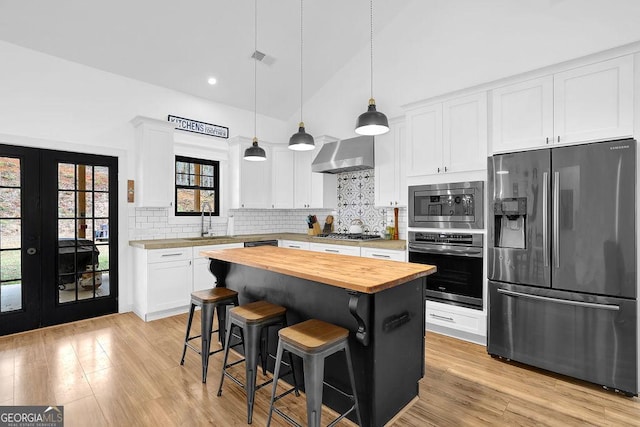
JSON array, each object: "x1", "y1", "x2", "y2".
[{"x1": 0, "y1": 0, "x2": 410, "y2": 121}]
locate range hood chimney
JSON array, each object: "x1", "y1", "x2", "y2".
[{"x1": 311, "y1": 136, "x2": 374, "y2": 174}]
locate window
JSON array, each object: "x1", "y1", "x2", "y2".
[{"x1": 175, "y1": 156, "x2": 219, "y2": 216}]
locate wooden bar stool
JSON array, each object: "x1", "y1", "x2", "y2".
[
  {"x1": 217, "y1": 300, "x2": 299, "y2": 424},
  {"x1": 267, "y1": 319, "x2": 362, "y2": 427},
  {"x1": 180, "y1": 287, "x2": 239, "y2": 383}
]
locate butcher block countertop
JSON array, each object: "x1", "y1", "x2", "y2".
[{"x1": 202, "y1": 246, "x2": 435, "y2": 294}]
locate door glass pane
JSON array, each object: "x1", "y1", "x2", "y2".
[
  {"x1": 58, "y1": 162, "x2": 111, "y2": 304},
  {"x1": 0, "y1": 156, "x2": 22, "y2": 313},
  {"x1": 58, "y1": 219, "x2": 76, "y2": 239},
  {"x1": 0, "y1": 189, "x2": 21, "y2": 217},
  {"x1": 95, "y1": 219, "x2": 109, "y2": 241},
  {"x1": 58, "y1": 191, "x2": 75, "y2": 218},
  {"x1": 93, "y1": 192, "x2": 108, "y2": 217},
  {"x1": 1, "y1": 249, "x2": 22, "y2": 312},
  {"x1": 77, "y1": 191, "x2": 93, "y2": 218},
  {"x1": 0, "y1": 157, "x2": 20, "y2": 187},
  {"x1": 0, "y1": 219, "x2": 21, "y2": 250},
  {"x1": 58, "y1": 163, "x2": 75, "y2": 190},
  {"x1": 94, "y1": 166, "x2": 108, "y2": 192},
  {"x1": 78, "y1": 165, "x2": 93, "y2": 191}
]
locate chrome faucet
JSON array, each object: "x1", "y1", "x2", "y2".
[{"x1": 201, "y1": 202, "x2": 213, "y2": 237}]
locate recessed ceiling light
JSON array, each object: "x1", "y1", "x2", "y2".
[{"x1": 207, "y1": 77, "x2": 217, "y2": 85}]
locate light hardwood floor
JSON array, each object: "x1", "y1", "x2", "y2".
[{"x1": 0, "y1": 312, "x2": 638, "y2": 426}]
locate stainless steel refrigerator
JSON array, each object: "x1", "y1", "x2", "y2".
[{"x1": 487, "y1": 139, "x2": 637, "y2": 396}]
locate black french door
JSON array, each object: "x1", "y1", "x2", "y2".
[{"x1": 0, "y1": 144, "x2": 118, "y2": 335}]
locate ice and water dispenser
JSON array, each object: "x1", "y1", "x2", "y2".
[{"x1": 493, "y1": 198, "x2": 527, "y2": 249}]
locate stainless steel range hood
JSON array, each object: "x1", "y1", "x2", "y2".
[{"x1": 311, "y1": 136, "x2": 374, "y2": 174}]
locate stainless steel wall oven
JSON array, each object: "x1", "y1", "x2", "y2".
[
  {"x1": 408, "y1": 231, "x2": 483, "y2": 309},
  {"x1": 409, "y1": 181, "x2": 484, "y2": 229}
]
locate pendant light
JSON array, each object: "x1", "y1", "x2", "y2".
[
  {"x1": 244, "y1": 0, "x2": 267, "y2": 161},
  {"x1": 355, "y1": 0, "x2": 389, "y2": 136},
  {"x1": 288, "y1": 0, "x2": 315, "y2": 151}
]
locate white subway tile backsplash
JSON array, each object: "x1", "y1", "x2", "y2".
[{"x1": 127, "y1": 169, "x2": 406, "y2": 240}]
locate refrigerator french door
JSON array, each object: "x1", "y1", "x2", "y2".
[{"x1": 487, "y1": 139, "x2": 637, "y2": 396}]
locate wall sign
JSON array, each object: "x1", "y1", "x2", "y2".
[{"x1": 168, "y1": 115, "x2": 229, "y2": 139}]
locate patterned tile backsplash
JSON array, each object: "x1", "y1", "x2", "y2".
[
  {"x1": 335, "y1": 169, "x2": 405, "y2": 237},
  {"x1": 128, "y1": 168, "x2": 405, "y2": 241}
]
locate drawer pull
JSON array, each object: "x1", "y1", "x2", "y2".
[
  {"x1": 371, "y1": 254, "x2": 391, "y2": 259},
  {"x1": 161, "y1": 253, "x2": 185, "y2": 257},
  {"x1": 289, "y1": 245, "x2": 301, "y2": 248},
  {"x1": 429, "y1": 313, "x2": 454, "y2": 322},
  {"x1": 325, "y1": 249, "x2": 340, "y2": 253}
]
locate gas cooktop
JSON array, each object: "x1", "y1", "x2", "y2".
[{"x1": 314, "y1": 233, "x2": 381, "y2": 241}]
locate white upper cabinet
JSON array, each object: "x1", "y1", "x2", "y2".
[
  {"x1": 240, "y1": 143, "x2": 271, "y2": 208},
  {"x1": 553, "y1": 55, "x2": 634, "y2": 145},
  {"x1": 406, "y1": 92, "x2": 487, "y2": 176},
  {"x1": 443, "y1": 92, "x2": 488, "y2": 173},
  {"x1": 294, "y1": 149, "x2": 314, "y2": 208},
  {"x1": 131, "y1": 116, "x2": 176, "y2": 207},
  {"x1": 375, "y1": 117, "x2": 406, "y2": 207},
  {"x1": 272, "y1": 146, "x2": 294, "y2": 208},
  {"x1": 229, "y1": 137, "x2": 272, "y2": 209},
  {"x1": 491, "y1": 55, "x2": 634, "y2": 153},
  {"x1": 406, "y1": 103, "x2": 442, "y2": 177},
  {"x1": 491, "y1": 76, "x2": 554, "y2": 153}
]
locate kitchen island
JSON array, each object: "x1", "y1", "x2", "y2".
[{"x1": 202, "y1": 246, "x2": 435, "y2": 427}]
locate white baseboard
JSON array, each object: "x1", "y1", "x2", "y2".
[{"x1": 426, "y1": 323, "x2": 487, "y2": 346}]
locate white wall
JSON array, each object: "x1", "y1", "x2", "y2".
[
  {"x1": 0, "y1": 40, "x2": 290, "y2": 313},
  {"x1": 297, "y1": 0, "x2": 640, "y2": 139}
]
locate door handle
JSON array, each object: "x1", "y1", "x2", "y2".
[
  {"x1": 553, "y1": 171, "x2": 559, "y2": 268},
  {"x1": 429, "y1": 313, "x2": 454, "y2": 322},
  {"x1": 497, "y1": 288, "x2": 619, "y2": 311},
  {"x1": 542, "y1": 172, "x2": 548, "y2": 267},
  {"x1": 26, "y1": 247, "x2": 37, "y2": 255}
]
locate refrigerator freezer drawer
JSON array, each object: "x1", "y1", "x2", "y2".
[{"x1": 488, "y1": 281, "x2": 637, "y2": 395}]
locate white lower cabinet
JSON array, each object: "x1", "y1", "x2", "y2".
[
  {"x1": 133, "y1": 243, "x2": 242, "y2": 321},
  {"x1": 134, "y1": 247, "x2": 193, "y2": 321},
  {"x1": 193, "y1": 243, "x2": 243, "y2": 291},
  {"x1": 425, "y1": 300, "x2": 486, "y2": 345},
  {"x1": 309, "y1": 242, "x2": 361, "y2": 257},
  {"x1": 360, "y1": 247, "x2": 406, "y2": 261},
  {"x1": 279, "y1": 240, "x2": 310, "y2": 250}
]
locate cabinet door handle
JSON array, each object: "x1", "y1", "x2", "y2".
[
  {"x1": 546, "y1": 137, "x2": 549, "y2": 144},
  {"x1": 161, "y1": 253, "x2": 184, "y2": 257},
  {"x1": 429, "y1": 313, "x2": 454, "y2": 322},
  {"x1": 557, "y1": 135, "x2": 560, "y2": 143},
  {"x1": 437, "y1": 167, "x2": 441, "y2": 173},
  {"x1": 444, "y1": 166, "x2": 448, "y2": 172},
  {"x1": 371, "y1": 254, "x2": 391, "y2": 259}
]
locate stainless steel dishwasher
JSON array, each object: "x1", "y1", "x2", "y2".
[{"x1": 243, "y1": 240, "x2": 279, "y2": 247}]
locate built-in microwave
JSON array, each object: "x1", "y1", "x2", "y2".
[{"x1": 409, "y1": 181, "x2": 484, "y2": 229}]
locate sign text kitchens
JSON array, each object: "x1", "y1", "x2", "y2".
[{"x1": 168, "y1": 115, "x2": 229, "y2": 139}]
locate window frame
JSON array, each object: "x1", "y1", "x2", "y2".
[{"x1": 174, "y1": 155, "x2": 220, "y2": 217}]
